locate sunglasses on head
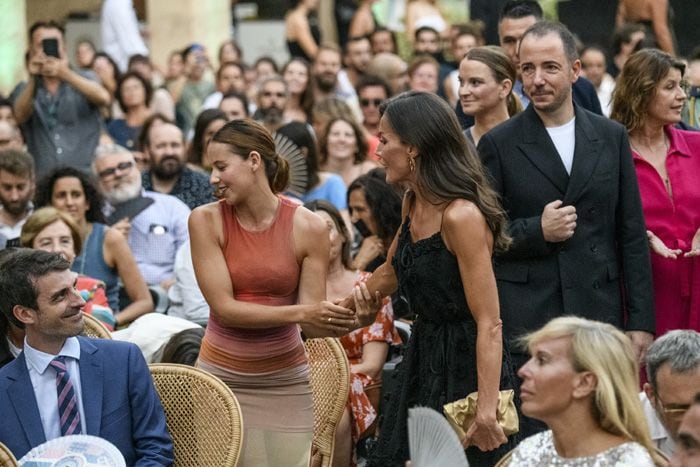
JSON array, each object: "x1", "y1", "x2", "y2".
[
  {"x1": 98, "y1": 161, "x2": 134, "y2": 179},
  {"x1": 360, "y1": 98, "x2": 383, "y2": 107}
]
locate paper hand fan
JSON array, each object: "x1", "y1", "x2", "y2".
[
  {"x1": 408, "y1": 407, "x2": 470, "y2": 467},
  {"x1": 18, "y1": 434, "x2": 126, "y2": 467},
  {"x1": 273, "y1": 131, "x2": 309, "y2": 196}
]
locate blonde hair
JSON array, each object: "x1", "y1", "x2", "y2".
[
  {"x1": 523, "y1": 317, "x2": 666, "y2": 466},
  {"x1": 20, "y1": 207, "x2": 83, "y2": 256}
]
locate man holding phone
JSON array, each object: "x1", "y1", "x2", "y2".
[{"x1": 10, "y1": 21, "x2": 110, "y2": 178}]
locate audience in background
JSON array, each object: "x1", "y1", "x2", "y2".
[
  {"x1": 141, "y1": 122, "x2": 214, "y2": 209},
  {"x1": 11, "y1": 21, "x2": 110, "y2": 178},
  {"x1": 282, "y1": 57, "x2": 314, "y2": 123},
  {"x1": 34, "y1": 166, "x2": 153, "y2": 324},
  {"x1": 0, "y1": 149, "x2": 35, "y2": 245},
  {"x1": 92, "y1": 144, "x2": 190, "y2": 290}
]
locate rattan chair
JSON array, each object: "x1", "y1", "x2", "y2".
[
  {"x1": 81, "y1": 313, "x2": 112, "y2": 339},
  {"x1": 149, "y1": 363, "x2": 243, "y2": 467},
  {"x1": 305, "y1": 337, "x2": 351, "y2": 467},
  {"x1": 0, "y1": 442, "x2": 18, "y2": 467}
]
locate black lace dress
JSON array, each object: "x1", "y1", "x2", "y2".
[{"x1": 368, "y1": 217, "x2": 520, "y2": 467}]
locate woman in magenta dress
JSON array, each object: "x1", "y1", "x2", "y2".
[{"x1": 611, "y1": 48, "x2": 700, "y2": 335}]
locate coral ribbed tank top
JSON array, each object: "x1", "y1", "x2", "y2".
[{"x1": 199, "y1": 197, "x2": 307, "y2": 373}]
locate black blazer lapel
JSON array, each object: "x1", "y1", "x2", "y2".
[
  {"x1": 6, "y1": 353, "x2": 47, "y2": 449},
  {"x1": 78, "y1": 337, "x2": 103, "y2": 435},
  {"x1": 516, "y1": 106, "x2": 569, "y2": 195},
  {"x1": 563, "y1": 107, "x2": 603, "y2": 204}
]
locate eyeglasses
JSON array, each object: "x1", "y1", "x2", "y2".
[
  {"x1": 655, "y1": 393, "x2": 691, "y2": 418},
  {"x1": 360, "y1": 98, "x2": 384, "y2": 108},
  {"x1": 98, "y1": 161, "x2": 134, "y2": 179}
]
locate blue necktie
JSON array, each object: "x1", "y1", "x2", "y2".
[{"x1": 49, "y1": 356, "x2": 82, "y2": 436}]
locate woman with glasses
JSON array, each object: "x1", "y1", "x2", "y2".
[
  {"x1": 459, "y1": 46, "x2": 521, "y2": 147},
  {"x1": 611, "y1": 49, "x2": 700, "y2": 336},
  {"x1": 35, "y1": 167, "x2": 153, "y2": 327}
]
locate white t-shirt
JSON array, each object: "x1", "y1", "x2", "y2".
[{"x1": 545, "y1": 117, "x2": 576, "y2": 175}]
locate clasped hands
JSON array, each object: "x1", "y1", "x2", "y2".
[{"x1": 312, "y1": 283, "x2": 382, "y2": 334}]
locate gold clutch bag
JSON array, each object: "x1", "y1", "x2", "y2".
[{"x1": 442, "y1": 389, "x2": 519, "y2": 441}]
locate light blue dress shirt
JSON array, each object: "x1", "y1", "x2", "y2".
[{"x1": 23, "y1": 337, "x2": 86, "y2": 441}]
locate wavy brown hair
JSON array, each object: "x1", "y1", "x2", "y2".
[
  {"x1": 379, "y1": 91, "x2": 511, "y2": 252},
  {"x1": 210, "y1": 119, "x2": 290, "y2": 193},
  {"x1": 610, "y1": 49, "x2": 686, "y2": 133}
]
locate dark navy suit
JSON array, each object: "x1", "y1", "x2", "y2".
[{"x1": 0, "y1": 337, "x2": 173, "y2": 465}]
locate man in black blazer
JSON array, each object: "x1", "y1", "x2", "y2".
[{"x1": 478, "y1": 22, "x2": 654, "y2": 388}]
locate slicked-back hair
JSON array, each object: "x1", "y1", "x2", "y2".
[
  {"x1": 519, "y1": 21, "x2": 579, "y2": 65},
  {"x1": 0, "y1": 248, "x2": 70, "y2": 328},
  {"x1": 499, "y1": 0, "x2": 543, "y2": 21}
]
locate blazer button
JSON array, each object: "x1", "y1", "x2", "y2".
[
  {"x1": 590, "y1": 244, "x2": 598, "y2": 252},
  {"x1": 592, "y1": 280, "x2": 600, "y2": 289}
]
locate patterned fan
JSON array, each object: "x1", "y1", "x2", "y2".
[
  {"x1": 408, "y1": 407, "x2": 470, "y2": 467},
  {"x1": 273, "y1": 131, "x2": 309, "y2": 197}
]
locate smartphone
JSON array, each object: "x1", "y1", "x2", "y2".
[{"x1": 42, "y1": 38, "x2": 60, "y2": 58}]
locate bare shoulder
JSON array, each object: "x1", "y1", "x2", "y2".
[
  {"x1": 189, "y1": 201, "x2": 220, "y2": 225},
  {"x1": 103, "y1": 225, "x2": 127, "y2": 247},
  {"x1": 442, "y1": 199, "x2": 491, "y2": 247},
  {"x1": 294, "y1": 205, "x2": 327, "y2": 237},
  {"x1": 443, "y1": 199, "x2": 486, "y2": 227}
]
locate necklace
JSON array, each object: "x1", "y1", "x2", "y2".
[{"x1": 630, "y1": 134, "x2": 672, "y2": 195}]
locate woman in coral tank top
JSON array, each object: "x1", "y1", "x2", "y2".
[{"x1": 189, "y1": 119, "x2": 357, "y2": 466}]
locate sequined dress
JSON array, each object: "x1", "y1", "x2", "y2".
[
  {"x1": 368, "y1": 216, "x2": 519, "y2": 467},
  {"x1": 508, "y1": 430, "x2": 655, "y2": 466}
]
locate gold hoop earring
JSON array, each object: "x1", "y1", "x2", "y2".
[{"x1": 408, "y1": 157, "x2": 416, "y2": 173}]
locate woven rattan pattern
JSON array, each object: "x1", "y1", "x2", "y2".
[
  {"x1": 81, "y1": 313, "x2": 112, "y2": 339},
  {"x1": 305, "y1": 338, "x2": 350, "y2": 467},
  {"x1": 0, "y1": 442, "x2": 18, "y2": 467},
  {"x1": 149, "y1": 364, "x2": 243, "y2": 467}
]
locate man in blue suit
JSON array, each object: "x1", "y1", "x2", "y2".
[{"x1": 0, "y1": 249, "x2": 173, "y2": 465}]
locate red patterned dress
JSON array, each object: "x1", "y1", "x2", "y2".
[{"x1": 339, "y1": 272, "x2": 402, "y2": 441}]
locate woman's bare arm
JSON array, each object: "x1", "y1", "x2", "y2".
[
  {"x1": 189, "y1": 204, "x2": 354, "y2": 331},
  {"x1": 103, "y1": 227, "x2": 154, "y2": 325}
]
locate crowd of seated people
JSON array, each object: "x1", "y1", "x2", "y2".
[{"x1": 2, "y1": 0, "x2": 700, "y2": 464}]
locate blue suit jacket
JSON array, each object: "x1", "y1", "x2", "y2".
[{"x1": 0, "y1": 337, "x2": 173, "y2": 466}]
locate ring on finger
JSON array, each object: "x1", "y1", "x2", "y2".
[{"x1": 328, "y1": 317, "x2": 332, "y2": 323}]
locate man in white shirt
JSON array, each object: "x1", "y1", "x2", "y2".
[
  {"x1": 642, "y1": 330, "x2": 700, "y2": 458},
  {"x1": 478, "y1": 21, "x2": 654, "y2": 438}
]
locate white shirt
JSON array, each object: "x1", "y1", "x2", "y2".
[
  {"x1": 101, "y1": 0, "x2": 149, "y2": 72},
  {"x1": 0, "y1": 205, "x2": 32, "y2": 240},
  {"x1": 640, "y1": 392, "x2": 676, "y2": 457},
  {"x1": 23, "y1": 337, "x2": 86, "y2": 440},
  {"x1": 545, "y1": 117, "x2": 576, "y2": 175}
]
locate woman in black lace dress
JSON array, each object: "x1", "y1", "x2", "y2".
[{"x1": 349, "y1": 91, "x2": 519, "y2": 466}]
